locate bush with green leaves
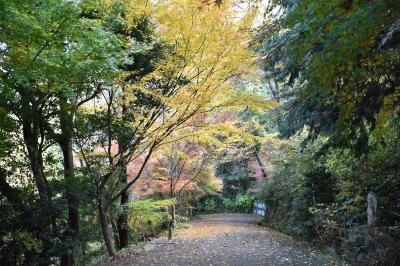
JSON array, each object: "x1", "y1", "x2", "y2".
[
  {"x1": 259, "y1": 125, "x2": 400, "y2": 264},
  {"x1": 259, "y1": 138, "x2": 334, "y2": 237},
  {"x1": 234, "y1": 193, "x2": 255, "y2": 213},
  {"x1": 221, "y1": 193, "x2": 255, "y2": 213},
  {"x1": 216, "y1": 159, "x2": 251, "y2": 197},
  {"x1": 222, "y1": 197, "x2": 235, "y2": 211},
  {"x1": 127, "y1": 198, "x2": 177, "y2": 242},
  {"x1": 196, "y1": 198, "x2": 219, "y2": 213}
]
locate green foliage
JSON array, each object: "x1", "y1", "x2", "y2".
[
  {"x1": 222, "y1": 197, "x2": 235, "y2": 211},
  {"x1": 175, "y1": 215, "x2": 189, "y2": 224},
  {"x1": 257, "y1": 2, "x2": 400, "y2": 263},
  {"x1": 234, "y1": 193, "x2": 255, "y2": 213},
  {"x1": 0, "y1": 191, "x2": 68, "y2": 265},
  {"x1": 223, "y1": 193, "x2": 255, "y2": 213},
  {"x1": 0, "y1": 0, "x2": 148, "y2": 262},
  {"x1": 196, "y1": 192, "x2": 255, "y2": 214},
  {"x1": 196, "y1": 198, "x2": 219, "y2": 213},
  {"x1": 127, "y1": 198, "x2": 177, "y2": 241},
  {"x1": 260, "y1": 125, "x2": 400, "y2": 264},
  {"x1": 174, "y1": 215, "x2": 190, "y2": 229},
  {"x1": 0, "y1": 0, "x2": 259, "y2": 263},
  {"x1": 217, "y1": 159, "x2": 252, "y2": 197},
  {"x1": 259, "y1": 0, "x2": 400, "y2": 151}
]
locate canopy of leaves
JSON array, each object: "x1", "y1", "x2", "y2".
[{"x1": 258, "y1": 0, "x2": 400, "y2": 152}]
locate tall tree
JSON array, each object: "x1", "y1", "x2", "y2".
[
  {"x1": 74, "y1": 0, "x2": 261, "y2": 255},
  {"x1": 1, "y1": 0, "x2": 122, "y2": 264},
  {"x1": 258, "y1": 0, "x2": 400, "y2": 152}
]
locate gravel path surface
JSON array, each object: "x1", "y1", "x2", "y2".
[{"x1": 104, "y1": 214, "x2": 339, "y2": 266}]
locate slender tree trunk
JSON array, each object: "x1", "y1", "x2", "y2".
[
  {"x1": 168, "y1": 205, "x2": 175, "y2": 240},
  {"x1": 168, "y1": 175, "x2": 175, "y2": 240},
  {"x1": 117, "y1": 92, "x2": 129, "y2": 249},
  {"x1": 19, "y1": 92, "x2": 54, "y2": 265},
  {"x1": 25, "y1": 142, "x2": 48, "y2": 199},
  {"x1": 117, "y1": 179, "x2": 129, "y2": 249},
  {"x1": 22, "y1": 114, "x2": 50, "y2": 201},
  {"x1": 110, "y1": 214, "x2": 120, "y2": 249},
  {"x1": 98, "y1": 200, "x2": 116, "y2": 257},
  {"x1": 61, "y1": 138, "x2": 80, "y2": 234},
  {"x1": 172, "y1": 205, "x2": 176, "y2": 226},
  {"x1": 59, "y1": 98, "x2": 79, "y2": 266},
  {"x1": 254, "y1": 152, "x2": 267, "y2": 179}
]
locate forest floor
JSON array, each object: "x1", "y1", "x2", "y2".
[{"x1": 103, "y1": 213, "x2": 340, "y2": 266}]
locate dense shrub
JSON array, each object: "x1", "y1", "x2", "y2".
[
  {"x1": 222, "y1": 197, "x2": 235, "y2": 211},
  {"x1": 260, "y1": 132, "x2": 400, "y2": 265},
  {"x1": 221, "y1": 193, "x2": 255, "y2": 213},
  {"x1": 195, "y1": 196, "x2": 222, "y2": 213},
  {"x1": 127, "y1": 199, "x2": 176, "y2": 242},
  {"x1": 216, "y1": 159, "x2": 252, "y2": 197},
  {"x1": 195, "y1": 192, "x2": 255, "y2": 214},
  {"x1": 233, "y1": 193, "x2": 255, "y2": 213}
]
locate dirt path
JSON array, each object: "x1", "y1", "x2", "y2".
[{"x1": 105, "y1": 214, "x2": 339, "y2": 266}]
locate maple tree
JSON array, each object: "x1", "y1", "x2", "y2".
[{"x1": 74, "y1": 0, "x2": 265, "y2": 256}]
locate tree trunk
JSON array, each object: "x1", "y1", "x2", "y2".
[
  {"x1": 98, "y1": 200, "x2": 116, "y2": 257},
  {"x1": 254, "y1": 152, "x2": 267, "y2": 179},
  {"x1": 22, "y1": 116, "x2": 50, "y2": 201},
  {"x1": 117, "y1": 184, "x2": 129, "y2": 249},
  {"x1": 59, "y1": 98, "x2": 79, "y2": 266},
  {"x1": 168, "y1": 205, "x2": 175, "y2": 240},
  {"x1": 60, "y1": 139, "x2": 80, "y2": 266},
  {"x1": 61, "y1": 139, "x2": 80, "y2": 231},
  {"x1": 117, "y1": 93, "x2": 129, "y2": 249},
  {"x1": 168, "y1": 220, "x2": 172, "y2": 240},
  {"x1": 110, "y1": 214, "x2": 120, "y2": 249},
  {"x1": 172, "y1": 205, "x2": 176, "y2": 226},
  {"x1": 19, "y1": 88, "x2": 50, "y2": 201},
  {"x1": 19, "y1": 92, "x2": 53, "y2": 265}
]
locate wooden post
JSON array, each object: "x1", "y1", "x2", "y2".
[{"x1": 367, "y1": 191, "x2": 377, "y2": 225}]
